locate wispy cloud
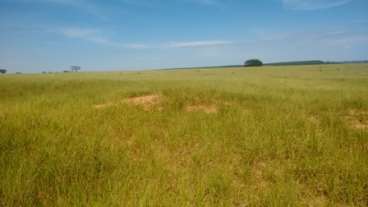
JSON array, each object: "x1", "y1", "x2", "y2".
[
  {"x1": 59, "y1": 27, "x2": 146, "y2": 48},
  {"x1": 187, "y1": 0, "x2": 221, "y2": 6},
  {"x1": 58, "y1": 27, "x2": 233, "y2": 49},
  {"x1": 7, "y1": 0, "x2": 355, "y2": 12},
  {"x1": 116, "y1": 0, "x2": 223, "y2": 6},
  {"x1": 250, "y1": 28, "x2": 368, "y2": 49},
  {"x1": 11, "y1": 0, "x2": 225, "y2": 9},
  {"x1": 315, "y1": 31, "x2": 368, "y2": 48},
  {"x1": 60, "y1": 27, "x2": 111, "y2": 45},
  {"x1": 14, "y1": 0, "x2": 80, "y2": 5},
  {"x1": 61, "y1": 27, "x2": 98, "y2": 38},
  {"x1": 166, "y1": 40, "x2": 233, "y2": 48},
  {"x1": 282, "y1": 0, "x2": 353, "y2": 10},
  {"x1": 124, "y1": 43, "x2": 149, "y2": 49},
  {"x1": 8, "y1": 0, "x2": 106, "y2": 18}
]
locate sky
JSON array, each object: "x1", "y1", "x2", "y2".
[{"x1": 0, "y1": 0, "x2": 368, "y2": 72}]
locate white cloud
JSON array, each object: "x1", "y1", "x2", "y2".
[
  {"x1": 124, "y1": 43, "x2": 149, "y2": 49},
  {"x1": 188, "y1": 0, "x2": 220, "y2": 5},
  {"x1": 59, "y1": 27, "x2": 155, "y2": 49},
  {"x1": 10, "y1": 0, "x2": 354, "y2": 11},
  {"x1": 166, "y1": 40, "x2": 233, "y2": 48},
  {"x1": 316, "y1": 31, "x2": 368, "y2": 48},
  {"x1": 60, "y1": 27, "x2": 130, "y2": 48},
  {"x1": 11, "y1": 0, "x2": 225, "y2": 9},
  {"x1": 9, "y1": 0, "x2": 106, "y2": 18},
  {"x1": 60, "y1": 27, "x2": 111, "y2": 44},
  {"x1": 282, "y1": 0, "x2": 353, "y2": 10},
  {"x1": 14, "y1": 0, "x2": 79, "y2": 4},
  {"x1": 58, "y1": 28, "x2": 234, "y2": 50},
  {"x1": 12, "y1": 0, "x2": 86, "y2": 8},
  {"x1": 61, "y1": 27, "x2": 98, "y2": 38},
  {"x1": 117, "y1": 0, "x2": 222, "y2": 6}
]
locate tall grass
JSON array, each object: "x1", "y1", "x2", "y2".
[{"x1": 0, "y1": 64, "x2": 367, "y2": 206}]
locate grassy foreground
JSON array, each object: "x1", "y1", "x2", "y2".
[{"x1": 0, "y1": 64, "x2": 367, "y2": 206}]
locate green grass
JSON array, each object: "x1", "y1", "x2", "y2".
[{"x1": 0, "y1": 64, "x2": 367, "y2": 206}]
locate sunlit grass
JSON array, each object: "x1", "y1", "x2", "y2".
[{"x1": 0, "y1": 64, "x2": 367, "y2": 206}]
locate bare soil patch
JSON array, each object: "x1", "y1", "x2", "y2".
[
  {"x1": 344, "y1": 109, "x2": 368, "y2": 130},
  {"x1": 185, "y1": 104, "x2": 218, "y2": 114},
  {"x1": 94, "y1": 94, "x2": 162, "y2": 111}
]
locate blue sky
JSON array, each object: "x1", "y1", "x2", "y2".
[{"x1": 0, "y1": 0, "x2": 368, "y2": 72}]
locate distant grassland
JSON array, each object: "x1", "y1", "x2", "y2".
[{"x1": 0, "y1": 64, "x2": 367, "y2": 206}]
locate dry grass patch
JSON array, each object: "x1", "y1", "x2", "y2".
[
  {"x1": 308, "y1": 115, "x2": 320, "y2": 125},
  {"x1": 124, "y1": 94, "x2": 161, "y2": 110},
  {"x1": 301, "y1": 195, "x2": 328, "y2": 207},
  {"x1": 94, "y1": 94, "x2": 162, "y2": 111},
  {"x1": 152, "y1": 141, "x2": 201, "y2": 174},
  {"x1": 185, "y1": 104, "x2": 218, "y2": 114},
  {"x1": 94, "y1": 102, "x2": 115, "y2": 109},
  {"x1": 344, "y1": 109, "x2": 368, "y2": 130},
  {"x1": 251, "y1": 161, "x2": 268, "y2": 191}
]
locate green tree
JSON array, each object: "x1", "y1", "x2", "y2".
[{"x1": 244, "y1": 59, "x2": 263, "y2": 67}]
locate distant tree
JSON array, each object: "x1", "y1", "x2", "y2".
[
  {"x1": 244, "y1": 59, "x2": 263, "y2": 67},
  {"x1": 70, "y1": 66, "x2": 81, "y2": 72},
  {"x1": 267, "y1": 60, "x2": 324, "y2": 66},
  {"x1": 0, "y1": 69, "x2": 7, "y2": 74}
]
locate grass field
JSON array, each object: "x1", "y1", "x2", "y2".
[{"x1": 0, "y1": 64, "x2": 367, "y2": 206}]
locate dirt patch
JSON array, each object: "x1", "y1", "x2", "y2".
[
  {"x1": 344, "y1": 109, "x2": 368, "y2": 130},
  {"x1": 94, "y1": 94, "x2": 162, "y2": 111},
  {"x1": 94, "y1": 102, "x2": 116, "y2": 109},
  {"x1": 185, "y1": 104, "x2": 218, "y2": 114}
]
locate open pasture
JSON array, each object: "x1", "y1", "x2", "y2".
[{"x1": 0, "y1": 64, "x2": 367, "y2": 206}]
